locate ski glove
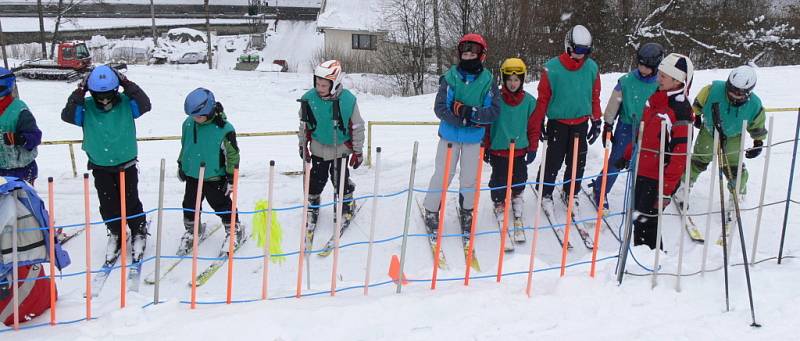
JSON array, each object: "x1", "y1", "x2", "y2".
[
  {"x1": 525, "y1": 151, "x2": 537, "y2": 165},
  {"x1": 587, "y1": 119, "x2": 601, "y2": 145},
  {"x1": 602, "y1": 123, "x2": 614, "y2": 148},
  {"x1": 693, "y1": 114, "x2": 703, "y2": 130},
  {"x1": 745, "y1": 140, "x2": 764, "y2": 159},
  {"x1": 614, "y1": 157, "x2": 630, "y2": 170},
  {"x1": 2, "y1": 132, "x2": 25, "y2": 146},
  {"x1": 349, "y1": 153, "x2": 363, "y2": 169},
  {"x1": 112, "y1": 67, "x2": 130, "y2": 86},
  {"x1": 299, "y1": 145, "x2": 311, "y2": 162}
]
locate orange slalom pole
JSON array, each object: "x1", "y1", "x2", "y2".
[
  {"x1": 431, "y1": 143, "x2": 453, "y2": 290},
  {"x1": 119, "y1": 169, "x2": 127, "y2": 308},
  {"x1": 496, "y1": 140, "x2": 516, "y2": 282},
  {"x1": 560, "y1": 134, "x2": 580, "y2": 277},
  {"x1": 47, "y1": 178, "x2": 56, "y2": 325},
  {"x1": 190, "y1": 163, "x2": 206, "y2": 310},
  {"x1": 226, "y1": 166, "x2": 240, "y2": 304},
  {"x1": 590, "y1": 133, "x2": 612, "y2": 277},
  {"x1": 464, "y1": 144, "x2": 484, "y2": 286},
  {"x1": 83, "y1": 174, "x2": 92, "y2": 319},
  {"x1": 296, "y1": 160, "x2": 312, "y2": 298}
]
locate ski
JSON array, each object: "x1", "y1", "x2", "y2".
[
  {"x1": 87, "y1": 254, "x2": 119, "y2": 298},
  {"x1": 144, "y1": 223, "x2": 223, "y2": 285},
  {"x1": 318, "y1": 203, "x2": 364, "y2": 257},
  {"x1": 580, "y1": 188, "x2": 622, "y2": 242},
  {"x1": 674, "y1": 205, "x2": 705, "y2": 243},
  {"x1": 190, "y1": 231, "x2": 249, "y2": 287},
  {"x1": 492, "y1": 204, "x2": 515, "y2": 252},
  {"x1": 510, "y1": 196, "x2": 527, "y2": 244},
  {"x1": 716, "y1": 210, "x2": 734, "y2": 246},
  {"x1": 417, "y1": 198, "x2": 447, "y2": 270},
  {"x1": 512, "y1": 217, "x2": 526, "y2": 244},
  {"x1": 569, "y1": 195, "x2": 595, "y2": 250},
  {"x1": 58, "y1": 228, "x2": 86, "y2": 245},
  {"x1": 530, "y1": 185, "x2": 573, "y2": 249},
  {"x1": 456, "y1": 207, "x2": 481, "y2": 271},
  {"x1": 127, "y1": 263, "x2": 142, "y2": 292}
]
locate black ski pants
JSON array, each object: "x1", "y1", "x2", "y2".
[
  {"x1": 92, "y1": 165, "x2": 147, "y2": 238},
  {"x1": 182, "y1": 177, "x2": 238, "y2": 226},
  {"x1": 309, "y1": 155, "x2": 355, "y2": 213},
  {"x1": 632, "y1": 176, "x2": 666, "y2": 250},
  {"x1": 488, "y1": 155, "x2": 527, "y2": 203},
  {"x1": 539, "y1": 120, "x2": 588, "y2": 198}
]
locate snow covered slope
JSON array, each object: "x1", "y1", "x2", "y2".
[{"x1": 6, "y1": 64, "x2": 800, "y2": 340}]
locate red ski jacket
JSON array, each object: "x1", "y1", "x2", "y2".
[{"x1": 624, "y1": 89, "x2": 694, "y2": 196}]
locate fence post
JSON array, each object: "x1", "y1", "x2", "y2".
[
  {"x1": 226, "y1": 166, "x2": 240, "y2": 304},
  {"x1": 701, "y1": 133, "x2": 720, "y2": 276},
  {"x1": 83, "y1": 173, "x2": 92, "y2": 319},
  {"x1": 560, "y1": 135, "x2": 580, "y2": 277},
  {"x1": 526, "y1": 141, "x2": 548, "y2": 296},
  {"x1": 153, "y1": 159, "x2": 165, "y2": 306},
  {"x1": 751, "y1": 117, "x2": 774, "y2": 264},
  {"x1": 119, "y1": 169, "x2": 128, "y2": 308},
  {"x1": 396, "y1": 142, "x2": 418, "y2": 294},
  {"x1": 190, "y1": 164, "x2": 206, "y2": 309},
  {"x1": 367, "y1": 121, "x2": 373, "y2": 167},
  {"x1": 496, "y1": 141, "x2": 515, "y2": 282},
  {"x1": 68, "y1": 143, "x2": 77, "y2": 178},
  {"x1": 364, "y1": 148, "x2": 382, "y2": 295},
  {"x1": 47, "y1": 178, "x2": 57, "y2": 325},
  {"x1": 262, "y1": 160, "x2": 275, "y2": 300},
  {"x1": 431, "y1": 143, "x2": 453, "y2": 289}
]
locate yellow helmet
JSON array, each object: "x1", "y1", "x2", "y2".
[{"x1": 500, "y1": 58, "x2": 527, "y2": 76}]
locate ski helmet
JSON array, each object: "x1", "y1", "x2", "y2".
[
  {"x1": 87, "y1": 65, "x2": 120, "y2": 92},
  {"x1": 637, "y1": 42, "x2": 665, "y2": 69},
  {"x1": 314, "y1": 60, "x2": 343, "y2": 96},
  {"x1": 458, "y1": 33, "x2": 488, "y2": 61},
  {"x1": 0, "y1": 67, "x2": 15, "y2": 98},
  {"x1": 500, "y1": 58, "x2": 527, "y2": 90},
  {"x1": 184, "y1": 87, "x2": 216, "y2": 117},
  {"x1": 658, "y1": 53, "x2": 694, "y2": 89},
  {"x1": 565, "y1": 25, "x2": 592, "y2": 55},
  {"x1": 726, "y1": 65, "x2": 757, "y2": 106}
]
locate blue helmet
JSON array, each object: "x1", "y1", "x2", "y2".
[
  {"x1": 184, "y1": 88, "x2": 216, "y2": 117},
  {"x1": 87, "y1": 65, "x2": 119, "y2": 92},
  {"x1": 0, "y1": 67, "x2": 16, "y2": 97}
]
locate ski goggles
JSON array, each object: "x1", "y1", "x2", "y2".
[
  {"x1": 91, "y1": 90, "x2": 118, "y2": 104},
  {"x1": 572, "y1": 44, "x2": 592, "y2": 55},
  {"x1": 638, "y1": 55, "x2": 662, "y2": 69},
  {"x1": 726, "y1": 81, "x2": 751, "y2": 103},
  {"x1": 500, "y1": 66, "x2": 525, "y2": 76},
  {"x1": 458, "y1": 42, "x2": 484, "y2": 55}
]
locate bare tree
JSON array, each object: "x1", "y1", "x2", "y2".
[
  {"x1": 150, "y1": 0, "x2": 158, "y2": 44},
  {"x1": 0, "y1": 18, "x2": 8, "y2": 68},
  {"x1": 432, "y1": 0, "x2": 443, "y2": 75},
  {"x1": 50, "y1": 0, "x2": 89, "y2": 58},
  {"x1": 204, "y1": 0, "x2": 213, "y2": 69},
  {"x1": 380, "y1": 0, "x2": 434, "y2": 95},
  {"x1": 36, "y1": 0, "x2": 47, "y2": 59}
]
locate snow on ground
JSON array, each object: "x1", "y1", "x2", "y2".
[
  {"x1": 0, "y1": 17, "x2": 249, "y2": 33},
  {"x1": 256, "y1": 20, "x2": 322, "y2": 73},
  {"x1": 316, "y1": 0, "x2": 388, "y2": 31},
  {"x1": 4, "y1": 64, "x2": 800, "y2": 339}
]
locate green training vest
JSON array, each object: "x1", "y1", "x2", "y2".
[
  {"x1": 301, "y1": 89, "x2": 356, "y2": 145},
  {"x1": 490, "y1": 93, "x2": 536, "y2": 150},
  {"x1": 443, "y1": 66, "x2": 494, "y2": 107},
  {"x1": 81, "y1": 93, "x2": 138, "y2": 167},
  {"x1": 0, "y1": 99, "x2": 37, "y2": 169},
  {"x1": 702, "y1": 81, "x2": 763, "y2": 137},
  {"x1": 618, "y1": 72, "x2": 658, "y2": 125},
  {"x1": 180, "y1": 117, "x2": 234, "y2": 179},
  {"x1": 544, "y1": 57, "x2": 598, "y2": 120}
]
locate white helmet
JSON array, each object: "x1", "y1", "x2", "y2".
[
  {"x1": 565, "y1": 25, "x2": 592, "y2": 55},
  {"x1": 727, "y1": 65, "x2": 757, "y2": 93},
  {"x1": 658, "y1": 53, "x2": 694, "y2": 88},
  {"x1": 314, "y1": 60, "x2": 343, "y2": 95}
]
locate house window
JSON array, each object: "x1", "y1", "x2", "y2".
[{"x1": 352, "y1": 34, "x2": 377, "y2": 50}]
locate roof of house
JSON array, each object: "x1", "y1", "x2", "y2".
[{"x1": 316, "y1": 0, "x2": 387, "y2": 32}]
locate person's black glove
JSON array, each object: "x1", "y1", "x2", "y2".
[
  {"x1": 745, "y1": 140, "x2": 764, "y2": 159},
  {"x1": 602, "y1": 123, "x2": 614, "y2": 148},
  {"x1": 694, "y1": 114, "x2": 703, "y2": 130},
  {"x1": 2, "y1": 132, "x2": 26, "y2": 146},
  {"x1": 525, "y1": 151, "x2": 537, "y2": 165},
  {"x1": 614, "y1": 157, "x2": 630, "y2": 170},
  {"x1": 587, "y1": 119, "x2": 601, "y2": 145}
]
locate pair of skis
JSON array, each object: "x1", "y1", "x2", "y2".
[
  {"x1": 88, "y1": 222, "x2": 151, "y2": 297},
  {"x1": 417, "y1": 199, "x2": 480, "y2": 272},
  {"x1": 316, "y1": 203, "x2": 364, "y2": 257},
  {"x1": 491, "y1": 203, "x2": 526, "y2": 253},
  {"x1": 143, "y1": 223, "x2": 224, "y2": 285},
  {"x1": 530, "y1": 186, "x2": 595, "y2": 249}
]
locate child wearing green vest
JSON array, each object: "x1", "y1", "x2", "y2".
[
  {"x1": 674, "y1": 65, "x2": 767, "y2": 209},
  {"x1": 422, "y1": 33, "x2": 500, "y2": 240},
  {"x1": 298, "y1": 60, "x2": 365, "y2": 245},
  {"x1": 483, "y1": 58, "x2": 536, "y2": 244},
  {"x1": 588, "y1": 43, "x2": 663, "y2": 209},
  {"x1": 530, "y1": 25, "x2": 601, "y2": 216},
  {"x1": 0, "y1": 67, "x2": 42, "y2": 185},
  {"x1": 178, "y1": 88, "x2": 243, "y2": 253},
  {"x1": 61, "y1": 65, "x2": 151, "y2": 265}
]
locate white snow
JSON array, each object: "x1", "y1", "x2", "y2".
[
  {"x1": 0, "y1": 17, "x2": 249, "y2": 33},
  {"x1": 316, "y1": 0, "x2": 388, "y2": 31},
  {"x1": 0, "y1": 0, "x2": 321, "y2": 6},
  {"x1": 256, "y1": 20, "x2": 322, "y2": 73},
  {"x1": 3, "y1": 64, "x2": 800, "y2": 340}
]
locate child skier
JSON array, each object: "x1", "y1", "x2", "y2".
[
  {"x1": 483, "y1": 57, "x2": 537, "y2": 246},
  {"x1": 61, "y1": 65, "x2": 151, "y2": 265},
  {"x1": 297, "y1": 60, "x2": 365, "y2": 251},
  {"x1": 588, "y1": 43, "x2": 664, "y2": 209},
  {"x1": 178, "y1": 88, "x2": 243, "y2": 254},
  {"x1": 530, "y1": 24, "x2": 601, "y2": 217},
  {"x1": 0, "y1": 67, "x2": 42, "y2": 185},
  {"x1": 422, "y1": 33, "x2": 499, "y2": 241},
  {"x1": 615, "y1": 53, "x2": 694, "y2": 249}
]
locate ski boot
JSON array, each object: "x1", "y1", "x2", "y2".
[
  {"x1": 541, "y1": 194, "x2": 555, "y2": 218},
  {"x1": 561, "y1": 191, "x2": 580, "y2": 210},
  {"x1": 306, "y1": 194, "x2": 320, "y2": 246},
  {"x1": 459, "y1": 208, "x2": 473, "y2": 238},
  {"x1": 423, "y1": 209, "x2": 439, "y2": 241},
  {"x1": 334, "y1": 192, "x2": 356, "y2": 235},
  {"x1": 130, "y1": 220, "x2": 149, "y2": 263},
  {"x1": 104, "y1": 232, "x2": 122, "y2": 265},
  {"x1": 221, "y1": 222, "x2": 245, "y2": 254},
  {"x1": 511, "y1": 195, "x2": 526, "y2": 243},
  {"x1": 178, "y1": 219, "x2": 206, "y2": 256},
  {"x1": 588, "y1": 180, "x2": 609, "y2": 210},
  {"x1": 672, "y1": 182, "x2": 693, "y2": 211}
]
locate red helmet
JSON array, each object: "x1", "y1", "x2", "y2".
[{"x1": 458, "y1": 33, "x2": 488, "y2": 61}]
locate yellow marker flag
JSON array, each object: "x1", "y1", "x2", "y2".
[{"x1": 251, "y1": 200, "x2": 284, "y2": 263}]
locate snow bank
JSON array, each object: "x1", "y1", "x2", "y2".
[
  {"x1": 256, "y1": 20, "x2": 322, "y2": 73},
  {"x1": 316, "y1": 0, "x2": 388, "y2": 31}
]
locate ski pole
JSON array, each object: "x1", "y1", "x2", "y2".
[
  {"x1": 153, "y1": 159, "x2": 165, "y2": 306},
  {"x1": 497, "y1": 140, "x2": 515, "y2": 282},
  {"x1": 190, "y1": 163, "x2": 206, "y2": 309},
  {"x1": 701, "y1": 132, "x2": 720, "y2": 276},
  {"x1": 725, "y1": 121, "x2": 748, "y2": 265},
  {"x1": 330, "y1": 155, "x2": 347, "y2": 296},
  {"x1": 226, "y1": 165, "x2": 240, "y2": 304},
  {"x1": 778, "y1": 108, "x2": 800, "y2": 264},
  {"x1": 262, "y1": 160, "x2": 275, "y2": 300},
  {"x1": 364, "y1": 148, "x2": 382, "y2": 295},
  {"x1": 83, "y1": 173, "x2": 92, "y2": 318},
  {"x1": 396, "y1": 141, "x2": 419, "y2": 294},
  {"x1": 751, "y1": 117, "x2": 773, "y2": 264},
  {"x1": 465, "y1": 144, "x2": 484, "y2": 286},
  {"x1": 119, "y1": 168, "x2": 128, "y2": 309},
  {"x1": 676, "y1": 128, "x2": 693, "y2": 292},
  {"x1": 591, "y1": 132, "x2": 611, "y2": 278},
  {"x1": 616, "y1": 121, "x2": 644, "y2": 284},
  {"x1": 431, "y1": 143, "x2": 453, "y2": 289},
  {"x1": 296, "y1": 158, "x2": 312, "y2": 298},
  {"x1": 47, "y1": 178, "x2": 56, "y2": 325},
  {"x1": 652, "y1": 121, "x2": 667, "y2": 288},
  {"x1": 560, "y1": 134, "x2": 580, "y2": 277},
  {"x1": 713, "y1": 104, "x2": 731, "y2": 312},
  {"x1": 526, "y1": 141, "x2": 548, "y2": 296}
]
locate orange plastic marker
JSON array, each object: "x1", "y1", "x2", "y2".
[
  {"x1": 119, "y1": 170, "x2": 127, "y2": 308},
  {"x1": 464, "y1": 144, "x2": 484, "y2": 285},
  {"x1": 496, "y1": 141, "x2": 516, "y2": 282},
  {"x1": 590, "y1": 133, "x2": 611, "y2": 277},
  {"x1": 226, "y1": 166, "x2": 240, "y2": 304},
  {"x1": 431, "y1": 143, "x2": 453, "y2": 289}
]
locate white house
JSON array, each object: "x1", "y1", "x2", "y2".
[{"x1": 316, "y1": 0, "x2": 387, "y2": 65}]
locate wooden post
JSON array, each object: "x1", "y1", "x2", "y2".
[{"x1": 204, "y1": 0, "x2": 213, "y2": 70}]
